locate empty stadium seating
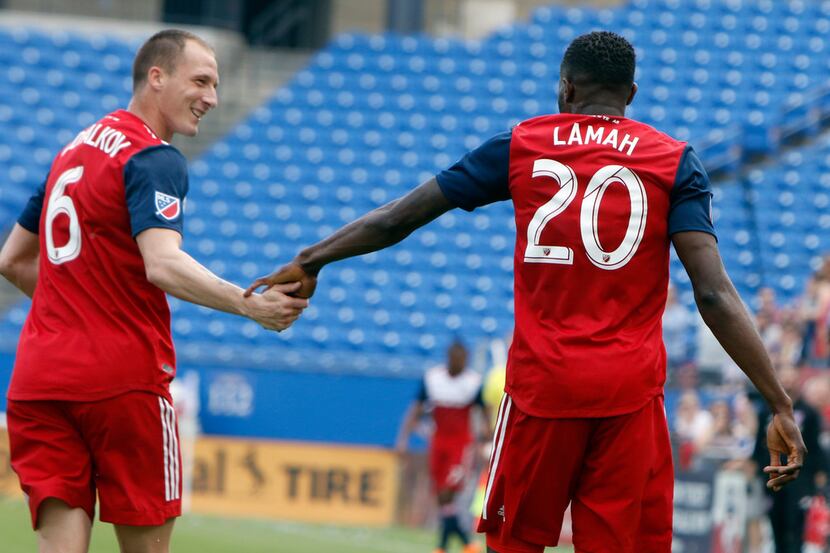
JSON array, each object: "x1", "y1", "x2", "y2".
[{"x1": 2, "y1": 1, "x2": 830, "y2": 374}]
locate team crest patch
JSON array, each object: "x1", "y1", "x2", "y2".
[{"x1": 155, "y1": 191, "x2": 181, "y2": 221}]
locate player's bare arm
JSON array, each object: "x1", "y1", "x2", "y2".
[
  {"x1": 477, "y1": 403, "x2": 494, "y2": 444},
  {"x1": 137, "y1": 227, "x2": 308, "y2": 331},
  {"x1": 395, "y1": 400, "x2": 425, "y2": 454},
  {"x1": 673, "y1": 230, "x2": 807, "y2": 490},
  {"x1": 0, "y1": 223, "x2": 40, "y2": 298},
  {"x1": 245, "y1": 178, "x2": 454, "y2": 297}
]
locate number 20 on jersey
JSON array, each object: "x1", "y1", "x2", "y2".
[{"x1": 524, "y1": 159, "x2": 648, "y2": 271}]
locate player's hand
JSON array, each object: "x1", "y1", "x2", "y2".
[
  {"x1": 242, "y1": 281, "x2": 309, "y2": 331},
  {"x1": 244, "y1": 261, "x2": 317, "y2": 299},
  {"x1": 764, "y1": 411, "x2": 807, "y2": 492}
]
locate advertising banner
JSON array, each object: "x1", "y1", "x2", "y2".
[
  {"x1": 672, "y1": 462, "x2": 716, "y2": 553},
  {"x1": 190, "y1": 436, "x2": 399, "y2": 526}
]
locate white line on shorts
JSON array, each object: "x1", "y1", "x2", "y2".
[
  {"x1": 482, "y1": 394, "x2": 511, "y2": 521},
  {"x1": 159, "y1": 397, "x2": 171, "y2": 501}
]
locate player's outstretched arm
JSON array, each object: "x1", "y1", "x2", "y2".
[
  {"x1": 673, "y1": 230, "x2": 807, "y2": 490},
  {"x1": 137, "y1": 227, "x2": 308, "y2": 331},
  {"x1": 245, "y1": 178, "x2": 454, "y2": 297},
  {"x1": 0, "y1": 223, "x2": 39, "y2": 298},
  {"x1": 395, "y1": 400, "x2": 425, "y2": 454}
]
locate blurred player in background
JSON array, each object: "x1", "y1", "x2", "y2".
[
  {"x1": 247, "y1": 31, "x2": 806, "y2": 553},
  {"x1": 0, "y1": 30, "x2": 306, "y2": 553},
  {"x1": 396, "y1": 340, "x2": 490, "y2": 553},
  {"x1": 470, "y1": 333, "x2": 510, "y2": 529}
]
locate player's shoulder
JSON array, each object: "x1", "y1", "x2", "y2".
[
  {"x1": 57, "y1": 109, "x2": 174, "y2": 165},
  {"x1": 513, "y1": 113, "x2": 569, "y2": 131},
  {"x1": 423, "y1": 366, "x2": 482, "y2": 405},
  {"x1": 127, "y1": 143, "x2": 187, "y2": 166},
  {"x1": 123, "y1": 143, "x2": 188, "y2": 192},
  {"x1": 99, "y1": 110, "x2": 159, "y2": 145},
  {"x1": 625, "y1": 117, "x2": 688, "y2": 149},
  {"x1": 461, "y1": 368, "x2": 482, "y2": 387},
  {"x1": 515, "y1": 113, "x2": 687, "y2": 150},
  {"x1": 104, "y1": 110, "x2": 186, "y2": 165},
  {"x1": 424, "y1": 364, "x2": 446, "y2": 381},
  {"x1": 425, "y1": 365, "x2": 482, "y2": 387}
]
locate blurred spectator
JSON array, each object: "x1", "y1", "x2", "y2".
[
  {"x1": 663, "y1": 285, "x2": 692, "y2": 369},
  {"x1": 700, "y1": 395, "x2": 757, "y2": 462},
  {"x1": 805, "y1": 257, "x2": 830, "y2": 365},
  {"x1": 732, "y1": 393, "x2": 759, "y2": 457},
  {"x1": 797, "y1": 277, "x2": 824, "y2": 366},
  {"x1": 803, "y1": 373, "x2": 830, "y2": 425},
  {"x1": 695, "y1": 312, "x2": 740, "y2": 387},
  {"x1": 674, "y1": 390, "x2": 714, "y2": 467},
  {"x1": 776, "y1": 317, "x2": 803, "y2": 370},
  {"x1": 752, "y1": 366, "x2": 829, "y2": 553},
  {"x1": 756, "y1": 309, "x2": 784, "y2": 361},
  {"x1": 756, "y1": 287, "x2": 781, "y2": 324},
  {"x1": 700, "y1": 400, "x2": 737, "y2": 459}
]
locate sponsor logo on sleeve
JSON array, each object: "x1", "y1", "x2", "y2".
[{"x1": 155, "y1": 191, "x2": 181, "y2": 221}]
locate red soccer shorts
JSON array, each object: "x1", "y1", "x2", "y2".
[
  {"x1": 430, "y1": 437, "x2": 474, "y2": 493},
  {"x1": 7, "y1": 391, "x2": 182, "y2": 528},
  {"x1": 478, "y1": 394, "x2": 673, "y2": 553}
]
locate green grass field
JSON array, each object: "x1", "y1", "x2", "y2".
[{"x1": 0, "y1": 496, "x2": 573, "y2": 553}]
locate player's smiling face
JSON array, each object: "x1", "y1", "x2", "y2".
[{"x1": 158, "y1": 40, "x2": 219, "y2": 139}]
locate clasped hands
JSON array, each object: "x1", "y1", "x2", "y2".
[{"x1": 241, "y1": 261, "x2": 317, "y2": 331}]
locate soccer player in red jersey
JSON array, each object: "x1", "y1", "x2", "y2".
[
  {"x1": 246, "y1": 32, "x2": 806, "y2": 552},
  {"x1": 0, "y1": 30, "x2": 307, "y2": 553},
  {"x1": 397, "y1": 341, "x2": 489, "y2": 553}
]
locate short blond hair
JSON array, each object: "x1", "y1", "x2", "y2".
[{"x1": 132, "y1": 29, "x2": 213, "y2": 91}]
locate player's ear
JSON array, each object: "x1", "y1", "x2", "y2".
[
  {"x1": 562, "y1": 78, "x2": 576, "y2": 104},
  {"x1": 147, "y1": 66, "x2": 165, "y2": 91},
  {"x1": 626, "y1": 82, "x2": 638, "y2": 106}
]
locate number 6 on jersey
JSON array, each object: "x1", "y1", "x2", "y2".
[
  {"x1": 45, "y1": 165, "x2": 84, "y2": 265},
  {"x1": 524, "y1": 160, "x2": 648, "y2": 271}
]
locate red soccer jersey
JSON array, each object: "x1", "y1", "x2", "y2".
[
  {"x1": 437, "y1": 114, "x2": 715, "y2": 418},
  {"x1": 418, "y1": 365, "x2": 483, "y2": 443},
  {"x1": 9, "y1": 110, "x2": 189, "y2": 402}
]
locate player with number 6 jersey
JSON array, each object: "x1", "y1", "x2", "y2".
[
  {"x1": 0, "y1": 30, "x2": 307, "y2": 553},
  {"x1": 10, "y1": 109, "x2": 183, "y2": 402},
  {"x1": 246, "y1": 31, "x2": 806, "y2": 553}
]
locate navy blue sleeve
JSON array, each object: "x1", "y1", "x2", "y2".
[
  {"x1": 435, "y1": 131, "x2": 512, "y2": 211},
  {"x1": 416, "y1": 379, "x2": 427, "y2": 402},
  {"x1": 17, "y1": 177, "x2": 47, "y2": 233},
  {"x1": 124, "y1": 145, "x2": 189, "y2": 238},
  {"x1": 473, "y1": 385, "x2": 485, "y2": 407},
  {"x1": 668, "y1": 146, "x2": 717, "y2": 239}
]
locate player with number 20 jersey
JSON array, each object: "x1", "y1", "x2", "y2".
[
  {"x1": 437, "y1": 110, "x2": 710, "y2": 553},
  {"x1": 246, "y1": 31, "x2": 806, "y2": 553},
  {"x1": 440, "y1": 113, "x2": 711, "y2": 420}
]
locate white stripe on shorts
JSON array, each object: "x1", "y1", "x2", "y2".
[
  {"x1": 170, "y1": 400, "x2": 180, "y2": 500},
  {"x1": 158, "y1": 398, "x2": 181, "y2": 501},
  {"x1": 482, "y1": 394, "x2": 512, "y2": 521},
  {"x1": 158, "y1": 398, "x2": 170, "y2": 501}
]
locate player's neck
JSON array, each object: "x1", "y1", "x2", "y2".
[
  {"x1": 570, "y1": 102, "x2": 626, "y2": 117},
  {"x1": 126, "y1": 97, "x2": 173, "y2": 142}
]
